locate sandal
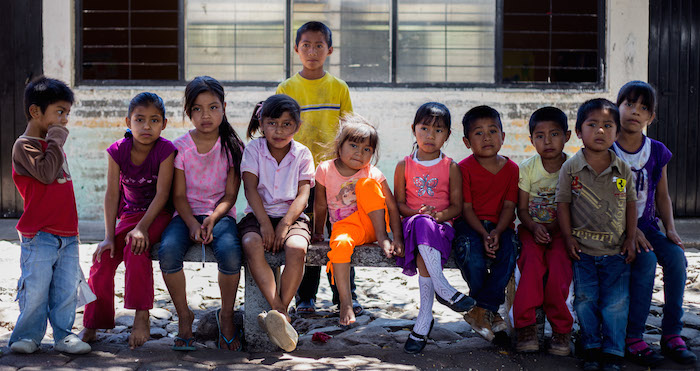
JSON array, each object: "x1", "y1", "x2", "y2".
[
  {"x1": 404, "y1": 319, "x2": 435, "y2": 354},
  {"x1": 625, "y1": 339, "x2": 664, "y2": 367},
  {"x1": 216, "y1": 308, "x2": 242, "y2": 351},
  {"x1": 352, "y1": 300, "x2": 364, "y2": 316},
  {"x1": 172, "y1": 336, "x2": 196, "y2": 351},
  {"x1": 295, "y1": 299, "x2": 316, "y2": 314}
]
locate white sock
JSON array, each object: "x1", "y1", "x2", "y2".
[
  {"x1": 413, "y1": 275, "x2": 434, "y2": 336},
  {"x1": 418, "y1": 244, "x2": 459, "y2": 302}
]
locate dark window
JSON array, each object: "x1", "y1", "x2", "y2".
[
  {"x1": 501, "y1": 0, "x2": 601, "y2": 84},
  {"x1": 79, "y1": 0, "x2": 179, "y2": 80}
]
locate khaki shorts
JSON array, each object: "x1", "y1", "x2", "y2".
[{"x1": 237, "y1": 213, "x2": 311, "y2": 245}]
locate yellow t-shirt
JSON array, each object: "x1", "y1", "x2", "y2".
[
  {"x1": 276, "y1": 72, "x2": 353, "y2": 165},
  {"x1": 518, "y1": 153, "x2": 569, "y2": 224}
]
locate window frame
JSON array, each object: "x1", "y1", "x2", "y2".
[{"x1": 75, "y1": 0, "x2": 606, "y2": 89}]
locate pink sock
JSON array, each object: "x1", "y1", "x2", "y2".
[
  {"x1": 663, "y1": 335, "x2": 687, "y2": 349},
  {"x1": 625, "y1": 338, "x2": 649, "y2": 353}
]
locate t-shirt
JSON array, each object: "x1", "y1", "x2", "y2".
[
  {"x1": 11, "y1": 125, "x2": 78, "y2": 238},
  {"x1": 276, "y1": 72, "x2": 353, "y2": 164},
  {"x1": 106, "y1": 137, "x2": 176, "y2": 218},
  {"x1": 404, "y1": 153, "x2": 452, "y2": 212},
  {"x1": 459, "y1": 155, "x2": 519, "y2": 226},
  {"x1": 173, "y1": 131, "x2": 237, "y2": 217},
  {"x1": 518, "y1": 153, "x2": 569, "y2": 224},
  {"x1": 240, "y1": 138, "x2": 315, "y2": 217},
  {"x1": 315, "y1": 159, "x2": 386, "y2": 223},
  {"x1": 555, "y1": 149, "x2": 637, "y2": 256},
  {"x1": 612, "y1": 136, "x2": 672, "y2": 231}
]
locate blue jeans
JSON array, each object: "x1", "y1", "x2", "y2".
[
  {"x1": 10, "y1": 232, "x2": 80, "y2": 346},
  {"x1": 159, "y1": 215, "x2": 242, "y2": 275},
  {"x1": 452, "y1": 219, "x2": 518, "y2": 312},
  {"x1": 627, "y1": 227, "x2": 687, "y2": 338},
  {"x1": 573, "y1": 253, "x2": 630, "y2": 357}
]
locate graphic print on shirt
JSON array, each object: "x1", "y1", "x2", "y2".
[
  {"x1": 529, "y1": 187, "x2": 557, "y2": 223},
  {"x1": 613, "y1": 139, "x2": 651, "y2": 219},
  {"x1": 332, "y1": 180, "x2": 358, "y2": 221},
  {"x1": 413, "y1": 174, "x2": 438, "y2": 197},
  {"x1": 570, "y1": 179, "x2": 625, "y2": 244}
]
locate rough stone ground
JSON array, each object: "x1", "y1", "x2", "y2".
[{"x1": 1, "y1": 240, "x2": 699, "y2": 370}]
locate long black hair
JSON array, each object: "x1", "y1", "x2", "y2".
[
  {"x1": 247, "y1": 94, "x2": 301, "y2": 139},
  {"x1": 184, "y1": 76, "x2": 245, "y2": 177},
  {"x1": 125, "y1": 92, "x2": 166, "y2": 138}
]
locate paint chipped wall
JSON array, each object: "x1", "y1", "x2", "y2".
[{"x1": 44, "y1": 0, "x2": 649, "y2": 220}]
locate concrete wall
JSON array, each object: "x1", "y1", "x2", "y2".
[{"x1": 43, "y1": 0, "x2": 649, "y2": 220}]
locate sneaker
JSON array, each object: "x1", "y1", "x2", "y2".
[
  {"x1": 515, "y1": 325, "x2": 539, "y2": 353},
  {"x1": 548, "y1": 331, "x2": 571, "y2": 356},
  {"x1": 491, "y1": 312, "x2": 507, "y2": 333},
  {"x1": 583, "y1": 348, "x2": 602, "y2": 371},
  {"x1": 54, "y1": 334, "x2": 91, "y2": 354},
  {"x1": 261, "y1": 310, "x2": 298, "y2": 352},
  {"x1": 10, "y1": 339, "x2": 38, "y2": 354},
  {"x1": 661, "y1": 335, "x2": 697, "y2": 365},
  {"x1": 625, "y1": 339, "x2": 664, "y2": 367},
  {"x1": 463, "y1": 306, "x2": 494, "y2": 341}
]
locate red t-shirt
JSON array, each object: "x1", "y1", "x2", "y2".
[
  {"x1": 459, "y1": 155, "x2": 519, "y2": 226},
  {"x1": 12, "y1": 127, "x2": 78, "y2": 238}
]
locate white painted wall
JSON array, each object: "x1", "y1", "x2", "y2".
[{"x1": 43, "y1": 0, "x2": 650, "y2": 220}]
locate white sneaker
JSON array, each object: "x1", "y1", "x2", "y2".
[
  {"x1": 264, "y1": 310, "x2": 298, "y2": 352},
  {"x1": 54, "y1": 334, "x2": 91, "y2": 354},
  {"x1": 10, "y1": 339, "x2": 38, "y2": 354}
]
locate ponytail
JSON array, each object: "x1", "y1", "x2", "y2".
[
  {"x1": 245, "y1": 94, "x2": 301, "y2": 139},
  {"x1": 246, "y1": 101, "x2": 264, "y2": 139}
]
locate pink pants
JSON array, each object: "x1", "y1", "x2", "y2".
[
  {"x1": 513, "y1": 225, "x2": 573, "y2": 334},
  {"x1": 83, "y1": 211, "x2": 171, "y2": 329}
]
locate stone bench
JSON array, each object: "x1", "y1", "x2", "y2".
[{"x1": 152, "y1": 242, "x2": 458, "y2": 352}]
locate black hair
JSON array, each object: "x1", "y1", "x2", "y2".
[
  {"x1": 24, "y1": 76, "x2": 74, "y2": 120},
  {"x1": 333, "y1": 114, "x2": 380, "y2": 165},
  {"x1": 575, "y1": 98, "x2": 621, "y2": 133},
  {"x1": 247, "y1": 94, "x2": 302, "y2": 139},
  {"x1": 184, "y1": 76, "x2": 245, "y2": 177},
  {"x1": 528, "y1": 106, "x2": 568, "y2": 135},
  {"x1": 616, "y1": 80, "x2": 657, "y2": 115},
  {"x1": 295, "y1": 21, "x2": 333, "y2": 47},
  {"x1": 413, "y1": 102, "x2": 451, "y2": 132},
  {"x1": 125, "y1": 92, "x2": 166, "y2": 138},
  {"x1": 461, "y1": 105, "x2": 502, "y2": 138}
]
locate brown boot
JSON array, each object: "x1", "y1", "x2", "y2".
[
  {"x1": 491, "y1": 312, "x2": 507, "y2": 333},
  {"x1": 463, "y1": 307, "x2": 494, "y2": 341},
  {"x1": 516, "y1": 325, "x2": 539, "y2": 353},
  {"x1": 548, "y1": 331, "x2": 571, "y2": 356}
]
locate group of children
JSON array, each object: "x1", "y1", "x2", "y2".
[{"x1": 8, "y1": 20, "x2": 695, "y2": 370}]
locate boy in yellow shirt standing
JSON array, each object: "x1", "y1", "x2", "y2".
[{"x1": 276, "y1": 21, "x2": 360, "y2": 315}]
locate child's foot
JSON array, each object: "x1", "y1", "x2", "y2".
[
  {"x1": 379, "y1": 239, "x2": 393, "y2": 258},
  {"x1": 218, "y1": 309, "x2": 241, "y2": 351},
  {"x1": 173, "y1": 308, "x2": 195, "y2": 349},
  {"x1": 129, "y1": 310, "x2": 150, "y2": 349},
  {"x1": 339, "y1": 303, "x2": 356, "y2": 326},
  {"x1": 261, "y1": 310, "x2": 298, "y2": 352},
  {"x1": 10, "y1": 339, "x2": 38, "y2": 354},
  {"x1": 548, "y1": 331, "x2": 571, "y2": 356},
  {"x1": 463, "y1": 306, "x2": 494, "y2": 341},
  {"x1": 54, "y1": 334, "x2": 91, "y2": 354},
  {"x1": 625, "y1": 338, "x2": 664, "y2": 366},
  {"x1": 491, "y1": 311, "x2": 507, "y2": 333},
  {"x1": 79, "y1": 328, "x2": 98, "y2": 343},
  {"x1": 515, "y1": 325, "x2": 538, "y2": 353},
  {"x1": 661, "y1": 334, "x2": 697, "y2": 365}
]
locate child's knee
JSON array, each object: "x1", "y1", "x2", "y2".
[
  {"x1": 284, "y1": 236, "x2": 308, "y2": 258},
  {"x1": 328, "y1": 234, "x2": 355, "y2": 264}
]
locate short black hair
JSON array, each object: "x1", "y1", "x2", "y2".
[
  {"x1": 616, "y1": 80, "x2": 657, "y2": 115},
  {"x1": 528, "y1": 106, "x2": 568, "y2": 135},
  {"x1": 575, "y1": 98, "x2": 621, "y2": 133},
  {"x1": 295, "y1": 21, "x2": 332, "y2": 47},
  {"x1": 461, "y1": 105, "x2": 502, "y2": 138},
  {"x1": 24, "y1": 76, "x2": 74, "y2": 120}
]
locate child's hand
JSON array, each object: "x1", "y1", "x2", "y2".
[
  {"x1": 482, "y1": 232, "x2": 496, "y2": 258},
  {"x1": 392, "y1": 240, "x2": 405, "y2": 257},
  {"x1": 93, "y1": 238, "x2": 115, "y2": 263},
  {"x1": 311, "y1": 233, "x2": 325, "y2": 243},
  {"x1": 126, "y1": 225, "x2": 150, "y2": 255},
  {"x1": 188, "y1": 221, "x2": 204, "y2": 243},
  {"x1": 272, "y1": 221, "x2": 291, "y2": 253},
  {"x1": 666, "y1": 229, "x2": 685, "y2": 250},
  {"x1": 623, "y1": 237, "x2": 636, "y2": 264},
  {"x1": 260, "y1": 220, "x2": 275, "y2": 251},
  {"x1": 487, "y1": 230, "x2": 501, "y2": 250},
  {"x1": 379, "y1": 238, "x2": 394, "y2": 258},
  {"x1": 565, "y1": 235, "x2": 581, "y2": 261},
  {"x1": 418, "y1": 204, "x2": 436, "y2": 217},
  {"x1": 635, "y1": 227, "x2": 653, "y2": 253},
  {"x1": 200, "y1": 216, "x2": 216, "y2": 244},
  {"x1": 533, "y1": 224, "x2": 551, "y2": 245}
]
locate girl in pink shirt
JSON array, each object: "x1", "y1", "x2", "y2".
[
  {"x1": 239, "y1": 95, "x2": 314, "y2": 351},
  {"x1": 158, "y1": 76, "x2": 245, "y2": 352},
  {"x1": 394, "y1": 103, "x2": 475, "y2": 354}
]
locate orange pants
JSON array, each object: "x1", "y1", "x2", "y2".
[{"x1": 327, "y1": 178, "x2": 389, "y2": 282}]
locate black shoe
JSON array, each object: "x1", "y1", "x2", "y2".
[
  {"x1": 435, "y1": 292, "x2": 475, "y2": 313},
  {"x1": 582, "y1": 348, "x2": 602, "y2": 371},
  {"x1": 404, "y1": 319, "x2": 434, "y2": 354},
  {"x1": 625, "y1": 340, "x2": 664, "y2": 367},
  {"x1": 661, "y1": 335, "x2": 698, "y2": 365},
  {"x1": 601, "y1": 353, "x2": 624, "y2": 371}
]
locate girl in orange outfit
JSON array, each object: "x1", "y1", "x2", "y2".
[{"x1": 313, "y1": 114, "x2": 404, "y2": 326}]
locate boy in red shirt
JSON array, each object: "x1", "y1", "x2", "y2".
[
  {"x1": 9, "y1": 77, "x2": 90, "y2": 355},
  {"x1": 452, "y1": 105, "x2": 519, "y2": 342}
]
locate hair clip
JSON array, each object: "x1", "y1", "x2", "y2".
[
  {"x1": 126, "y1": 128, "x2": 132, "y2": 134},
  {"x1": 255, "y1": 102, "x2": 263, "y2": 121}
]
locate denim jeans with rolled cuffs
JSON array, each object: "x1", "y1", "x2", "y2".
[
  {"x1": 159, "y1": 215, "x2": 242, "y2": 275},
  {"x1": 627, "y1": 227, "x2": 687, "y2": 338},
  {"x1": 10, "y1": 232, "x2": 81, "y2": 347},
  {"x1": 574, "y1": 253, "x2": 631, "y2": 357},
  {"x1": 452, "y1": 219, "x2": 518, "y2": 312}
]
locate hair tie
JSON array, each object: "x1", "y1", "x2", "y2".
[
  {"x1": 255, "y1": 102, "x2": 264, "y2": 121},
  {"x1": 126, "y1": 128, "x2": 132, "y2": 134}
]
